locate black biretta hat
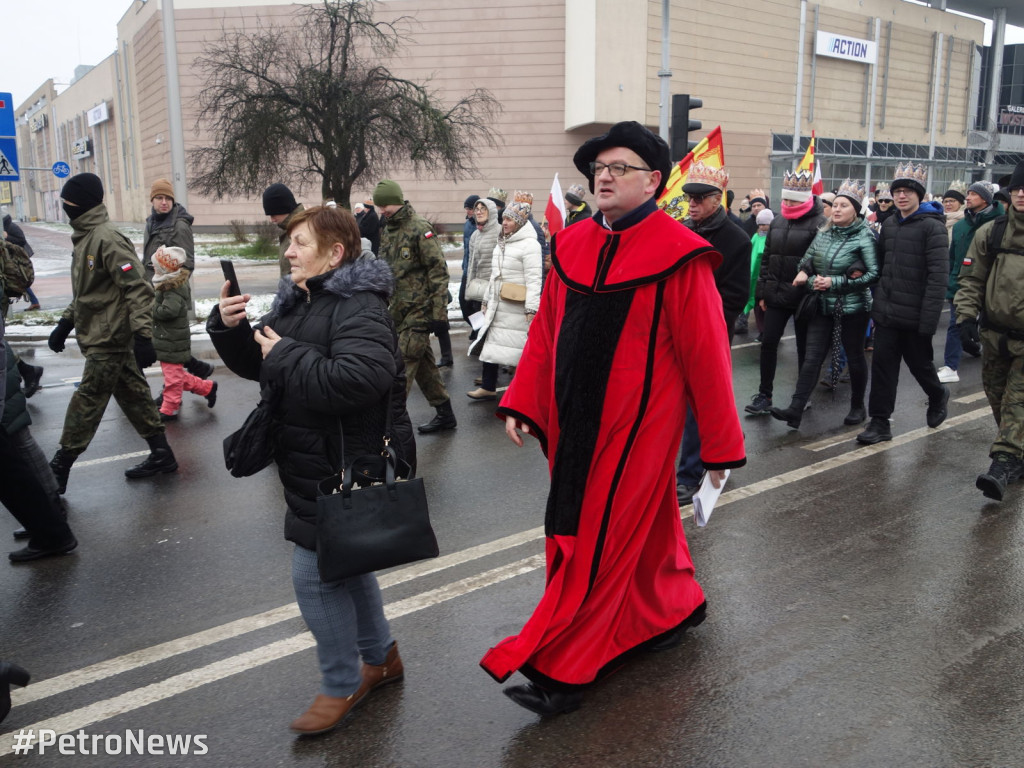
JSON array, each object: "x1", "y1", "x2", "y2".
[{"x1": 573, "y1": 121, "x2": 671, "y2": 199}]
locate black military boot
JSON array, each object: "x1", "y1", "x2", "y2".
[
  {"x1": 17, "y1": 361, "x2": 43, "y2": 398},
  {"x1": 49, "y1": 448, "x2": 77, "y2": 495},
  {"x1": 770, "y1": 402, "x2": 803, "y2": 429},
  {"x1": 856, "y1": 417, "x2": 892, "y2": 445},
  {"x1": 185, "y1": 356, "x2": 215, "y2": 379},
  {"x1": 125, "y1": 433, "x2": 179, "y2": 478},
  {"x1": 417, "y1": 400, "x2": 457, "y2": 434},
  {"x1": 976, "y1": 452, "x2": 1024, "y2": 501}
]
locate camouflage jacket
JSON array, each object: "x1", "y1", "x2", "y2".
[
  {"x1": 61, "y1": 204, "x2": 155, "y2": 352},
  {"x1": 378, "y1": 202, "x2": 449, "y2": 333}
]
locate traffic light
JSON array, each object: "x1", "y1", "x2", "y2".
[{"x1": 670, "y1": 94, "x2": 703, "y2": 162}]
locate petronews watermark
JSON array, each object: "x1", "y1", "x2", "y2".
[{"x1": 17, "y1": 728, "x2": 208, "y2": 756}]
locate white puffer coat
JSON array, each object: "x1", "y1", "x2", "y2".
[
  {"x1": 469, "y1": 221, "x2": 543, "y2": 366},
  {"x1": 465, "y1": 199, "x2": 500, "y2": 301}
]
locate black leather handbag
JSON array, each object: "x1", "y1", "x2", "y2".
[
  {"x1": 315, "y1": 395, "x2": 438, "y2": 582},
  {"x1": 223, "y1": 388, "x2": 277, "y2": 478}
]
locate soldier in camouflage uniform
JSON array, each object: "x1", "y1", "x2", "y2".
[
  {"x1": 46, "y1": 173, "x2": 177, "y2": 494},
  {"x1": 373, "y1": 179, "x2": 456, "y2": 433},
  {"x1": 955, "y1": 160, "x2": 1024, "y2": 501}
]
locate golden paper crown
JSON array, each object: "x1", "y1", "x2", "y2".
[
  {"x1": 946, "y1": 180, "x2": 969, "y2": 196},
  {"x1": 512, "y1": 190, "x2": 534, "y2": 206},
  {"x1": 487, "y1": 187, "x2": 507, "y2": 203},
  {"x1": 687, "y1": 162, "x2": 729, "y2": 191},
  {"x1": 782, "y1": 169, "x2": 814, "y2": 193},
  {"x1": 874, "y1": 182, "x2": 892, "y2": 200},
  {"x1": 893, "y1": 162, "x2": 927, "y2": 187},
  {"x1": 836, "y1": 178, "x2": 866, "y2": 205}
]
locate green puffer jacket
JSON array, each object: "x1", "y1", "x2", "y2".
[
  {"x1": 955, "y1": 206, "x2": 1024, "y2": 334},
  {"x1": 947, "y1": 202, "x2": 1003, "y2": 301},
  {"x1": 796, "y1": 217, "x2": 879, "y2": 316},
  {"x1": 152, "y1": 270, "x2": 193, "y2": 363},
  {"x1": 378, "y1": 202, "x2": 449, "y2": 334},
  {"x1": 61, "y1": 204, "x2": 155, "y2": 353}
]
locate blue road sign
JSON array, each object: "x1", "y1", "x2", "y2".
[
  {"x1": 53, "y1": 161, "x2": 70, "y2": 178},
  {"x1": 0, "y1": 93, "x2": 15, "y2": 137},
  {"x1": 0, "y1": 137, "x2": 19, "y2": 181}
]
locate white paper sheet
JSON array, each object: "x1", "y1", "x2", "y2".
[{"x1": 692, "y1": 469, "x2": 730, "y2": 527}]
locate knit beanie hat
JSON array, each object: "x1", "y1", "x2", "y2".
[
  {"x1": 152, "y1": 246, "x2": 187, "y2": 283},
  {"x1": 941, "y1": 187, "x2": 966, "y2": 205},
  {"x1": 150, "y1": 178, "x2": 175, "y2": 201},
  {"x1": 749, "y1": 195, "x2": 769, "y2": 208},
  {"x1": 464, "y1": 194, "x2": 481, "y2": 209},
  {"x1": 372, "y1": 179, "x2": 404, "y2": 207},
  {"x1": 262, "y1": 183, "x2": 297, "y2": 216},
  {"x1": 755, "y1": 209, "x2": 775, "y2": 226},
  {"x1": 504, "y1": 202, "x2": 531, "y2": 229},
  {"x1": 60, "y1": 173, "x2": 104, "y2": 212},
  {"x1": 819, "y1": 192, "x2": 836, "y2": 205},
  {"x1": 967, "y1": 181, "x2": 995, "y2": 205},
  {"x1": 565, "y1": 183, "x2": 586, "y2": 206}
]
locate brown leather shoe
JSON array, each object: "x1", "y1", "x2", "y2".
[
  {"x1": 289, "y1": 693, "x2": 359, "y2": 735},
  {"x1": 357, "y1": 642, "x2": 404, "y2": 699}
]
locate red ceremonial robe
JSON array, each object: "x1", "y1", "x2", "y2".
[{"x1": 480, "y1": 207, "x2": 746, "y2": 689}]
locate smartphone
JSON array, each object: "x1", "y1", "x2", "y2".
[{"x1": 220, "y1": 259, "x2": 241, "y2": 297}]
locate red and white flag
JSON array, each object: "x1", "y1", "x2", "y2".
[{"x1": 545, "y1": 173, "x2": 566, "y2": 235}]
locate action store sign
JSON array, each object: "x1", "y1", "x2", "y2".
[{"x1": 815, "y1": 31, "x2": 878, "y2": 65}]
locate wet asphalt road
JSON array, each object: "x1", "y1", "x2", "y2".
[{"x1": 2, "y1": 225, "x2": 1024, "y2": 768}]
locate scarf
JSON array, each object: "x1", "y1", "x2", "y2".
[{"x1": 781, "y1": 198, "x2": 814, "y2": 220}]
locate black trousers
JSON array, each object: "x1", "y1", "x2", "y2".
[
  {"x1": 758, "y1": 305, "x2": 809, "y2": 397},
  {"x1": 789, "y1": 311, "x2": 870, "y2": 410},
  {"x1": 0, "y1": 428, "x2": 73, "y2": 550},
  {"x1": 867, "y1": 325, "x2": 945, "y2": 420}
]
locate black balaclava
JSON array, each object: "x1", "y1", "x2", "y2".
[{"x1": 61, "y1": 173, "x2": 104, "y2": 221}]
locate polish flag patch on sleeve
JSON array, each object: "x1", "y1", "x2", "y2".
[
  {"x1": 120, "y1": 263, "x2": 134, "y2": 272},
  {"x1": 424, "y1": 231, "x2": 434, "y2": 239},
  {"x1": 962, "y1": 257, "x2": 972, "y2": 267}
]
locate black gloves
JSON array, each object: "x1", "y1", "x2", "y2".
[
  {"x1": 426, "y1": 320, "x2": 449, "y2": 335},
  {"x1": 48, "y1": 318, "x2": 75, "y2": 353},
  {"x1": 133, "y1": 334, "x2": 157, "y2": 371},
  {"x1": 960, "y1": 317, "x2": 980, "y2": 349}
]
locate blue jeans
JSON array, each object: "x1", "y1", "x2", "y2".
[
  {"x1": 25, "y1": 285, "x2": 39, "y2": 305},
  {"x1": 943, "y1": 302, "x2": 962, "y2": 371},
  {"x1": 291, "y1": 545, "x2": 394, "y2": 697},
  {"x1": 676, "y1": 407, "x2": 702, "y2": 488}
]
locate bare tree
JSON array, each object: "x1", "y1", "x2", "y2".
[{"x1": 190, "y1": 0, "x2": 500, "y2": 208}]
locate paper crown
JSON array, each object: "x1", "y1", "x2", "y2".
[
  {"x1": 487, "y1": 187, "x2": 507, "y2": 204},
  {"x1": 835, "y1": 178, "x2": 866, "y2": 205},
  {"x1": 513, "y1": 190, "x2": 534, "y2": 206},
  {"x1": 687, "y1": 162, "x2": 730, "y2": 192},
  {"x1": 874, "y1": 182, "x2": 893, "y2": 201},
  {"x1": 782, "y1": 169, "x2": 814, "y2": 201},
  {"x1": 946, "y1": 179, "x2": 968, "y2": 195},
  {"x1": 504, "y1": 201, "x2": 531, "y2": 228},
  {"x1": 566, "y1": 183, "x2": 586, "y2": 202},
  {"x1": 892, "y1": 162, "x2": 927, "y2": 187}
]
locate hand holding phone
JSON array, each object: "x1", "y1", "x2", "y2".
[{"x1": 220, "y1": 259, "x2": 241, "y2": 297}]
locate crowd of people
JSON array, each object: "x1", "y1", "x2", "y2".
[{"x1": 1, "y1": 129, "x2": 1023, "y2": 732}]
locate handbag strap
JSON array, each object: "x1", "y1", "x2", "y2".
[{"x1": 334, "y1": 379, "x2": 396, "y2": 476}]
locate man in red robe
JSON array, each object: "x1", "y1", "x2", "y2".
[{"x1": 479, "y1": 121, "x2": 747, "y2": 715}]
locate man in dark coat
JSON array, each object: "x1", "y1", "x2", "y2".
[
  {"x1": 358, "y1": 198, "x2": 381, "y2": 255},
  {"x1": 857, "y1": 163, "x2": 950, "y2": 444},
  {"x1": 263, "y1": 183, "x2": 305, "y2": 277},
  {"x1": 2, "y1": 212, "x2": 40, "y2": 310},
  {"x1": 675, "y1": 162, "x2": 752, "y2": 503}
]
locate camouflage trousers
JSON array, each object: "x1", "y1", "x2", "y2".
[
  {"x1": 399, "y1": 329, "x2": 450, "y2": 407},
  {"x1": 60, "y1": 350, "x2": 164, "y2": 456},
  {"x1": 981, "y1": 330, "x2": 1024, "y2": 458}
]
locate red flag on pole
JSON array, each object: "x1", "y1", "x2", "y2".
[{"x1": 545, "y1": 173, "x2": 566, "y2": 235}]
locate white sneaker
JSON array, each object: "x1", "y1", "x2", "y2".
[{"x1": 936, "y1": 366, "x2": 960, "y2": 383}]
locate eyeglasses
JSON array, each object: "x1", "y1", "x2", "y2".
[
  {"x1": 589, "y1": 162, "x2": 652, "y2": 177},
  {"x1": 683, "y1": 191, "x2": 720, "y2": 204},
  {"x1": 891, "y1": 189, "x2": 914, "y2": 197}
]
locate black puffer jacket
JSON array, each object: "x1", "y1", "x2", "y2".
[
  {"x1": 685, "y1": 205, "x2": 752, "y2": 318},
  {"x1": 756, "y1": 199, "x2": 827, "y2": 309},
  {"x1": 871, "y1": 201, "x2": 948, "y2": 336},
  {"x1": 207, "y1": 258, "x2": 417, "y2": 550}
]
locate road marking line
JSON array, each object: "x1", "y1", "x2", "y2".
[
  {"x1": 0, "y1": 554, "x2": 545, "y2": 756},
  {"x1": 74, "y1": 451, "x2": 149, "y2": 468},
  {"x1": 731, "y1": 333, "x2": 795, "y2": 351},
  {"x1": 2, "y1": 407, "x2": 992, "y2": 741},
  {"x1": 954, "y1": 391, "x2": 988, "y2": 404}
]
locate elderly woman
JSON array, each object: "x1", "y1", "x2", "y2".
[
  {"x1": 208, "y1": 206, "x2": 415, "y2": 735},
  {"x1": 770, "y1": 179, "x2": 879, "y2": 429},
  {"x1": 467, "y1": 200, "x2": 543, "y2": 399}
]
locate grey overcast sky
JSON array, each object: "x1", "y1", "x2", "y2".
[{"x1": 2, "y1": 0, "x2": 1023, "y2": 111}]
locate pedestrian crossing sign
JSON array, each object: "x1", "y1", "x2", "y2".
[{"x1": 0, "y1": 138, "x2": 18, "y2": 182}]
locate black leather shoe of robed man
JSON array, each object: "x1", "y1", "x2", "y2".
[
  {"x1": 648, "y1": 600, "x2": 708, "y2": 652},
  {"x1": 9, "y1": 537, "x2": 78, "y2": 563},
  {"x1": 503, "y1": 682, "x2": 583, "y2": 716},
  {"x1": 856, "y1": 417, "x2": 892, "y2": 445}
]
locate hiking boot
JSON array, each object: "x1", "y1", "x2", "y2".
[
  {"x1": 418, "y1": 400, "x2": 457, "y2": 434},
  {"x1": 159, "y1": 411, "x2": 178, "y2": 422},
  {"x1": 843, "y1": 406, "x2": 867, "y2": 426},
  {"x1": 205, "y1": 381, "x2": 218, "y2": 408},
  {"x1": 125, "y1": 433, "x2": 178, "y2": 478},
  {"x1": 976, "y1": 452, "x2": 1024, "y2": 501},
  {"x1": 770, "y1": 404, "x2": 802, "y2": 429},
  {"x1": 49, "y1": 448, "x2": 77, "y2": 495},
  {"x1": 856, "y1": 417, "x2": 892, "y2": 445},
  {"x1": 744, "y1": 392, "x2": 772, "y2": 416},
  {"x1": 926, "y1": 386, "x2": 950, "y2": 428},
  {"x1": 20, "y1": 364, "x2": 43, "y2": 398},
  {"x1": 185, "y1": 357, "x2": 215, "y2": 379}
]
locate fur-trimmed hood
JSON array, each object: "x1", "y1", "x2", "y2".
[
  {"x1": 154, "y1": 269, "x2": 191, "y2": 292},
  {"x1": 271, "y1": 256, "x2": 394, "y2": 317}
]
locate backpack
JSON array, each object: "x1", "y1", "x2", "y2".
[
  {"x1": 986, "y1": 215, "x2": 1024, "y2": 260},
  {"x1": 0, "y1": 239, "x2": 34, "y2": 299}
]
